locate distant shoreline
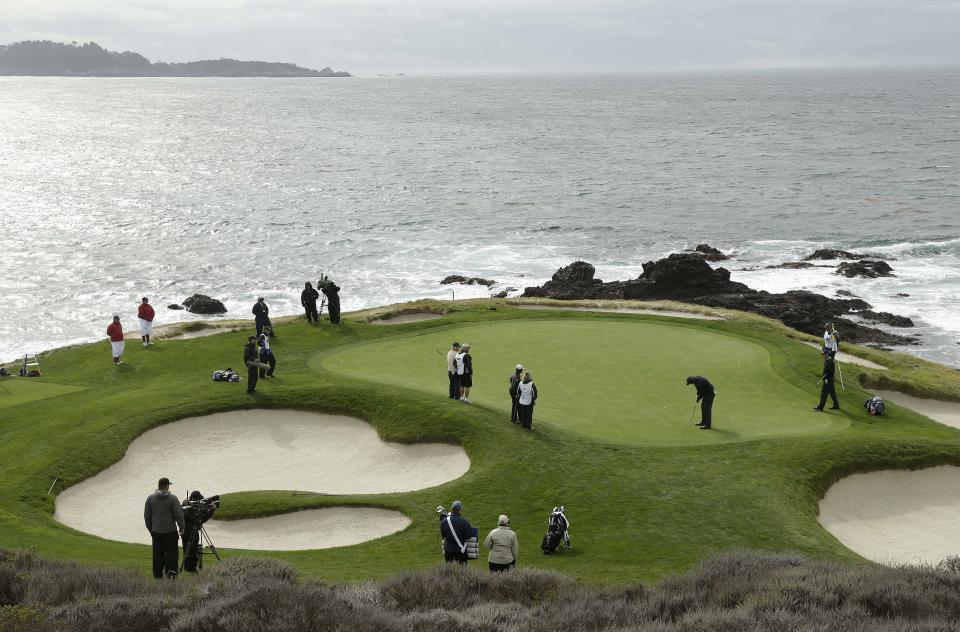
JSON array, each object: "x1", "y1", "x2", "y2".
[{"x1": 0, "y1": 40, "x2": 351, "y2": 78}]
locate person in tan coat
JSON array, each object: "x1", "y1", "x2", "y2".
[{"x1": 483, "y1": 514, "x2": 518, "y2": 573}]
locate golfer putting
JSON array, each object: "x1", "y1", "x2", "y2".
[{"x1": 686, "y1": 376, "x2": 715, "y2": 430}]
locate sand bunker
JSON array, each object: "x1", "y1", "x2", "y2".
[
  {"x1": 873, "y1": 390, "x2": 960, "y2": 430},
  {"x1": 371, "y1": 313, "x2": 444, "y2": 325},
  {"x1": 55, "y1": 410, "x2": 468, "y2": 549},
  {"x1": 801, "y1": 342, "x2": 887, "y2": 370},
  {"x1": 819, "y1": 466, "x2": 960, "y2": 565},
  {"x1": 514, "y1": 305, "x2": 723, "y2": 320}
]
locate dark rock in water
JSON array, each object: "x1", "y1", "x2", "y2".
[
  {"x1": 623, "y1": 254, "x2": 749, "y2": 300},
  {"x1": 836, "y1": 260, "x2": 895, "y2": 278},
  {"x1": 804, "y1": 249, "x2": 869, "y2": 261},
  {"x1": 895, "y1": 293, "x2": 910, "y2": 297},
  {"x1": 766, "y1": 262, "x2": 815, "y2": 270},
  {"x1": 492, "y1": 290, "x2": 508, "y2": 299},
  {"x1": 441, "y1": 275, "x2": 495, "y2": 287},
  {"x1": 836, "y1": 290, "x2": 856, "y2": 297},
  {"x1": 857, "y1": 310, "x2": 914, "y2": 327},
  {"x1": 505, "y1": 287, "x2": 518, "y2": 293},
  {"x1": 523, "y1": 261, "x2": 625, "y2": 300},
  {"x1": 522, "y1": 253, "x2": 917, "y2": 346},
  {"x1": 167, "y1": 304, "x2": 184, "y2": 310},
  {"x1": 182, "y1": 294, "x2": 227, "y2": 314},
  {"x1": 692, "y1": 244, "x2": 729, "y2": 261}
]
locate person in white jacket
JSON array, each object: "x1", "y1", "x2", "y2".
[{"x1": 516, "y1": 371, "x2": 538, "y2": 430}]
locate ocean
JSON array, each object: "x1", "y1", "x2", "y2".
[{"x1": 1, "y1": 69, "x2": 958, "y2": 366}]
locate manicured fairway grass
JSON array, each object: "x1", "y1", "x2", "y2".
[
  {"x1": 323, "y1": 319, "x2": 842, "y2": 445},
  {"x1": 2, "y1": 299, "x2": 960, "y2": 585},
  {"x1": 0, "y1": 378, "x2": 85, "y2": 409}
]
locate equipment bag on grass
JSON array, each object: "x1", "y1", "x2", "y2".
[{"x1": 864, "y1": 396, "x2": 885, "y2": 416}]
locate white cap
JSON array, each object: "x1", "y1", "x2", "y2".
[{"x1": 515, "y1": 364, "x2": 524, "y2": 371}]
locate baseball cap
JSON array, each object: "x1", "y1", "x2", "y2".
[{"x1": 158, "y1": 477, "x2": 172, "y2": 487}]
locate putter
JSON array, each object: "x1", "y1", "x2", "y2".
[
  {"x1": 836, "y1": 360, "x2": 845, "y2": 391},
  {"x1": 688, "y1": 401, "x2": 700, "y2": 424}
]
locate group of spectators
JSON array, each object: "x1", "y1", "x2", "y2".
[
  {"x1": 105, "y1": 297, "x2": 156, "y2": 365},
  {"x1": 440, "y1": 500, "x2": 519, "y2": 573},
  {"x1": 444, "y1": 342, "x2": 540, "y2": 429}
]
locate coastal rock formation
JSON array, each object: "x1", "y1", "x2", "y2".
[
  {"x1": 622, "y1": 254, "x2": 748, "y2": 299},
  {"x1": 766, "y1": 262, "x2": 816, "y2": 270},
  {"x1": 440, "y1": 275, "x2": 495, "y2": 287},
  {"x1": 836, "y1": 260, "x2": 895, "y2": 278},
  {"x1": 522, "y1": 261, "x2": 625, "y2": 300},
  {"x1": 167, "y1": 304, "x2": 184, "y2": 310},
  {"x1": 691, "y1": 244, "x2": 729, "y2": 261},
  {"x1": 522, "y1": 253, "x2": 916, "y2": 346},
  {"x1": 182, "y1": 294, "x2": 227, "y2": 314},
  {"x1": 804, "y1": 249, "x2": 869, "y2": 261}
]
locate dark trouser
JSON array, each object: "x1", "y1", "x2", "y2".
[
  {"x1": 247, "y1": 365, "x2": 259, "y2": 392},
  {"x1": 304, "y1": 303, "x2": 318, "y2": 324},
  {"x1": 448, "y1": 372, "x2": 460, "y2": 399},
  {"x1": 151, "y1": 531, "x2": 180, "y2": 578},
  {"x1": 518, "y1": 404, "x2": 534, "y2": 429},
  {"x1": 328, "y1": 299, "x2": 341, "y2": 324},
  {"x1": 259, "y1": 351, "x2": 276, "y2": 377},
  {"x1": 818, "y1": 382, "x2": 839, "y2": 409},
  {"x1": 444, "y1": 550, "x2": 468, "y2": 564},
  {"x1": 510, "y1": 396, "x2": 519, "y2": 422},
  {"x1": 489, "y1": 560, "x2": 515, "y2": 573},
  {"x1": 700, "y1": 394, "x2": 714, "y2": 428},
  {"x1": 255, "y1": 317, "x2": 271, "y2": 336},
  {"x1": 182, "y1": 528, "x2": 201, "y2": 572}
]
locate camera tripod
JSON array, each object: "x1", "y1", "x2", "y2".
[{"x1": 179, "y1": 523, "x2": 221, "y2": 573}]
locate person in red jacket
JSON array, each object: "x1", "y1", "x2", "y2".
[
  {"x1": 107, "y1": 315, "x2": 125, "y2": 365},
  {"x1": 137, "y1": 297, "x2": 156, "y2": 347}
]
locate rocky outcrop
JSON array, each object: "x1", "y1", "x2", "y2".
[
  {"x1": 522, "y1": 261, "x2": 625, "y2": 300},
  {"x1": 522, "y1": 254, "x2": 917, "y2": 346},
  {"x1": 691, "y1": 244, "x2": 729, "y2": 261},
  {"x1": 804, "y1": 249, "x2": 869, "y2": 261},
  {"x1": 836, "y1": 260, "x2": 895, "y2": 278},
  {"x1": 622, "y1": 254, "x2": 748, "y2": 300},
  {"x1": 167, "y1": 304, "x2": 184, "y2": 310},
  {"x1": 440, "y1": 275, "x2": 495, "y2": 287},
  {"x1": 766, "y1": 262, "x2": 816, "y2": 270},
  {"x1": 182, "y1": 294, "x2": 227, "y2": 314}
]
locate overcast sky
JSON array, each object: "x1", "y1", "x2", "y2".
[{"x1": 2, "y1": 0, "x2": 959, "y2": 74}]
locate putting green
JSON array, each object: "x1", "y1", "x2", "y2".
[
  {"x1": 0, "y1": 378, "x2": 86, "y2": 410},
  {"x1": 323, "y1": 319, "x2": 843, "y2": 446}
]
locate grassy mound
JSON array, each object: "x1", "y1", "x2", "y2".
[{"x1": 1, "y1": 299, "x2": 960, "y2": 584}]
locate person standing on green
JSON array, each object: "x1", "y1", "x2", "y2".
[
  {"x1": 814, "y1": 348, "x2": 840, "y2": 411},
  {"x1": 509, "y1": 364, "x2": 523, "y2": 423}
]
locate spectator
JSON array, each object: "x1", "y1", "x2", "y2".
[
  {"x1": 137, "y1": 297, "x2": 155, "y2": 346},
  {"x1": 107, "y1": 315, "x2": 124, "y2": 365},
  {"x1": 517, "y1": 371, "x2": 538, "y2": 430},
  {"x1": 484, "y1": 514, "x2": 518, "y2": 573},
  {"x1": 439, "y1": 500, "x2": 473, "y2": 564},
  {"x1": 301, "y1": 282, "x2": 320, "y2": 325}
]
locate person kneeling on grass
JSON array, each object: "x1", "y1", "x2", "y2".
[
  {"x1": 686, "y1": 375, "x2": 715, "y2": 429},
  {"x1": 484, "y1": 514, "x2": 518, "y2": 573}
]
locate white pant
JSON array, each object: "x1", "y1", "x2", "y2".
[
  {"x1": 139, "y1": 319, "x2": 153, "y2": 336},
  {"x1": 111, "y1": 340, "x2": 125, "y2": 358}
]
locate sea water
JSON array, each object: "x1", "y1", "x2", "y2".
[{"x1": 1, "y1": 69, "x2": 958, "y2": 365}]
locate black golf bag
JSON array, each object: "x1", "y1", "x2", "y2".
[
  {"x1": 541, "y1": 506, "x2": 571, "y2": 554},
  {"x1": 864, "y1": 396, "x2": 885, "y2": 416}
]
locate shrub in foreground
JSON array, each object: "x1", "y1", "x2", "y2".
[{"x1": 3, "y1": 549, "x2": 960, "y2": 631}]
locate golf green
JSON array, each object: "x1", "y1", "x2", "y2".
[
  {"x1": 0, "y1": 378, "x2": 86, "y2": 410},
  {"x1": 323, "y1": 319, "x2": 843, "y2": 446}
]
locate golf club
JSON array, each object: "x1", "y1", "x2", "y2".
[
  {"x1": 837, "y1": 359, "x2": 845, "y2": 391},
  {"x1": 688, "y1": 401, "x2": 699, "y2": 424}
]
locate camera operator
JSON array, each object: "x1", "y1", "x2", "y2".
[
  {"x1": 144, "y1": 477, "x2": 185, "y2": 579},
  {"x1": 180, "y1": 490, "x2": 219, "y2": 572}
]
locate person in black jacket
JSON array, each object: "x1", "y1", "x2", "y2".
[
  {"x1": 440, "y1": 500, "x2": 473, "y2": 564},
  {"x1": 301, "y1": 282, "x2": 320, "y2": 324},
  {"x1": 686, "y1": 375, "x2": 716, "y2": 430},
  {"x1": 508, "y1": 364, "x2": 523, "y2": 423},
  {"x1": 814, "y1": 348, "x2": 840, "y2": 411},
  {"x1": 252, "y1": 297, "x2": 274, "y2": 337},
  {"x1": 319, "y1": 276, "x2": 341, "y2": 324},
  {"x1": 244, "y1": 336, "x2": 260, "y2": 393}
]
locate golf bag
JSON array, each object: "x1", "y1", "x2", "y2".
[
  {"x1": 541, "y1": 506, "x2": 571, "y2": 554},
  {"x1": 864, "y1": 396, "x2": 885, "y2": 416},
  {"x1": 213, "y1": 368, "x2": 241, "y2": 382}
]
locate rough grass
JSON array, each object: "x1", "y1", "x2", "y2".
[{"x1": 3, "y1": 548, "x2": 960, "y2": 631}]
